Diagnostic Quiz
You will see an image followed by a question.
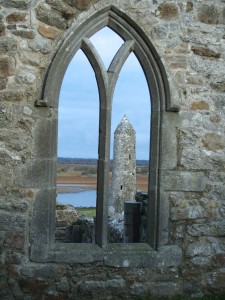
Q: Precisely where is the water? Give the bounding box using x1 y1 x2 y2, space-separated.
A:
57 190 96 207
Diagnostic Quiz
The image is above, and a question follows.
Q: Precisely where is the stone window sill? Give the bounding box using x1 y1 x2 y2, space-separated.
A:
31 243 182 268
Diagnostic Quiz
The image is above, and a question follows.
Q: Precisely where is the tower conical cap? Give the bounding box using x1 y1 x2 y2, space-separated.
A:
114 115 135 135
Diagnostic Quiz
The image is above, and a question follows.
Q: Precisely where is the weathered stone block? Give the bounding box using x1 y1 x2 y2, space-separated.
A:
186 75 203 85
163 171 206 191
206 272 225 292
130 282 148 296
183 283 203 297
6 251 22 264
197 5 220 24
8 25 36 39
56 277 70 292
210 115 221 123
0 141 22 166
191 46 220 59
150 25 167 40
0 199 29 213
0 77 7 90
188 221 225 237
161 124 177 170
32 118 57 159
77 278 126 296
46 0 76 20
21 265 58 278
55 205 78 227
15 67 36 85
202 133 225 151
73 0 97 10
19 278 49 295
167 55 187 69
0 0 31 10
186 1 193 13
38 23 62 40
0 230 5 247
211 94 225 110
4 232 25 250
158 3 179 20
210 80 225 92
150 282 181 297
28 38 52 54
0 22 5 36
189 56 224 77
0 211 28 233
157 245 182 268
0 57 15 78
186 241 212 258
212 253 225 268
17 159 55 188
171 206 207 221
6 12 27 24
191 256 211 266
0 130 28 151
105 250 157 268
30 189 56 254
0 38 17 54
0 275 11 298
180 147 225 170
191 100 209 110
63 0 76 6
157 191 169 245
20 51 43 67
35 4 67 30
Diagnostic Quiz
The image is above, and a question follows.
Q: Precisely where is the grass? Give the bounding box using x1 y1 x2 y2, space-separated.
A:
76 207 96 217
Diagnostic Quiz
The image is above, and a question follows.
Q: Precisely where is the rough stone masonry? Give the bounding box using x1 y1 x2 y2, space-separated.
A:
0 0 225 299
109 115 136 214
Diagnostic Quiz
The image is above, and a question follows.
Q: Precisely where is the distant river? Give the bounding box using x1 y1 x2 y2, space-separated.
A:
57 184 96 207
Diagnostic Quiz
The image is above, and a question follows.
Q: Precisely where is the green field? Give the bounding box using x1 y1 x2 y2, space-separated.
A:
76 207 96 217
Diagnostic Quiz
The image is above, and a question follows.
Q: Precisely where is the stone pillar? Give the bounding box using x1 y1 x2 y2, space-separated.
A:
124 201 142 243
109 115 136 214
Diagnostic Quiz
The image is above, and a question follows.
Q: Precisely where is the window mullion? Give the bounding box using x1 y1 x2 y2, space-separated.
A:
96 99 112 247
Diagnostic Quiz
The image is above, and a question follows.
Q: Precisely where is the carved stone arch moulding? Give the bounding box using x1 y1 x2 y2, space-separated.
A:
31 5 178 264
41 6 177 111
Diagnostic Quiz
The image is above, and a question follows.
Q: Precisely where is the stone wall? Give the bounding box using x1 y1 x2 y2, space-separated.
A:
0 0 225 299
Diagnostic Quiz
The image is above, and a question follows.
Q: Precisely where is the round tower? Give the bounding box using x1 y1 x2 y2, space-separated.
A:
110 115 136 214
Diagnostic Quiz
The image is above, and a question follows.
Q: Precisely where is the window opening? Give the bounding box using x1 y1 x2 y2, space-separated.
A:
111 52 150 192
56 50 99 243
90 27 124 69
31 8 174 262
108 52 150 243
56 27 150 244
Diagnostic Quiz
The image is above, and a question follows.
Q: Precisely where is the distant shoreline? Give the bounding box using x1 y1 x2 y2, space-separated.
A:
57 175 148 193
57 183 95 194
57 157 148 165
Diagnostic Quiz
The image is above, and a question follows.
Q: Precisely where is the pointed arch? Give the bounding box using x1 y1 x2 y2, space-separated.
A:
42 6 174 111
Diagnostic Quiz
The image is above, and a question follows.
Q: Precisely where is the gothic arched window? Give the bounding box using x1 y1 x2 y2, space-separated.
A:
32 7 177 264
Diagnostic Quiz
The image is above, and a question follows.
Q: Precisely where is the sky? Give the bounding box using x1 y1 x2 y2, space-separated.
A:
58 27 151 160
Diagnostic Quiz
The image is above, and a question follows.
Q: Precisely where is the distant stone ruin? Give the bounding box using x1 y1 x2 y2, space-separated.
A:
108 115 146 243
109 115 136 214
